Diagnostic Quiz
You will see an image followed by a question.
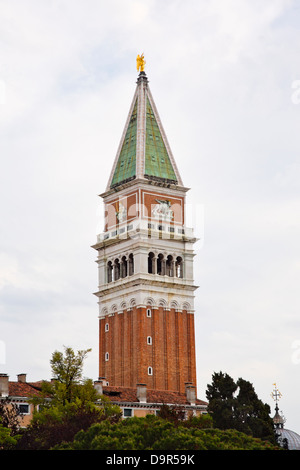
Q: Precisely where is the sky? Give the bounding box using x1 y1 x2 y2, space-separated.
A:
1 0 300 434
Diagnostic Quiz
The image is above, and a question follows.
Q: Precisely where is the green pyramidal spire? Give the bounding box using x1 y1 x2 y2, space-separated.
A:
111 99 138 187
144 97 177 182
107 72 183 190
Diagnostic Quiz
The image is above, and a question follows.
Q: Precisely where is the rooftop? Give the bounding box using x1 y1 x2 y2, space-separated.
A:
1 374 207 410
101 385 207 408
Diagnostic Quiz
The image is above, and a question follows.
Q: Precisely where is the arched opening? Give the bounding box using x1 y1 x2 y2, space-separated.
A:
121 256 128 278
157 253 164 276
175 256 183 278
114 259 120 281
128 253 134 276
107 261 113 283
166 255 174 277
148 252 155 274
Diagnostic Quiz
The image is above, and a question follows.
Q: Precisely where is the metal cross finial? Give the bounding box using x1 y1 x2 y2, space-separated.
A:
271 383 282 404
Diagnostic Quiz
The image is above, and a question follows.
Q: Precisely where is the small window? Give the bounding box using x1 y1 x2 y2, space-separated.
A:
168 226 175 233
105 323 109 332
147 336 152 345
18 404 29 415
146 308 151 318
148 366 153 376
105 352 109 361
123 408 133 418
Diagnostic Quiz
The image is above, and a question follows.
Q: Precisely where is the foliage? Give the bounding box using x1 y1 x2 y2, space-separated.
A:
206 371 276 444
0 398 22 449
0 397 22 435
14 346 121 450
49 346 92 405
15 396 121 450
157 404 213 429
54 414 280 450
2 350 279 451
0 421 20 450
29 347 100 410
157 404 187 423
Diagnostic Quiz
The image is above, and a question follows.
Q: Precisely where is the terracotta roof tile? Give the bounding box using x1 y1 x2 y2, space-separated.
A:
8 381 43 398
6 380 208 407
102 386 207 406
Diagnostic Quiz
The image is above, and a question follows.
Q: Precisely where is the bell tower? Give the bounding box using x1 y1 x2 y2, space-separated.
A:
92 60 198 394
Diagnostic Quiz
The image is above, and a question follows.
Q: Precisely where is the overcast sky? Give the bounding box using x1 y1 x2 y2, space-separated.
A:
1 0 300 434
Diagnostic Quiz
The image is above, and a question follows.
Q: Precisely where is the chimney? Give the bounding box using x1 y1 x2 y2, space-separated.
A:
186 384 196 406
0 374 9 397
137 383 147 403
94 377 106 396
17 373 27 383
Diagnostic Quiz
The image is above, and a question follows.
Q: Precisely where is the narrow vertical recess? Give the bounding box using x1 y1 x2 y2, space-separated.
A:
163 308 168 390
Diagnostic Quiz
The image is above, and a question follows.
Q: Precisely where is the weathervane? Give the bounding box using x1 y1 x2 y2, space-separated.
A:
271 383 286 428
136 53 146 72
271 383 282 405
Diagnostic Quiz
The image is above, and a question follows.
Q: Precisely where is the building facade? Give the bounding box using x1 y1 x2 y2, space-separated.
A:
92 68 199 397
0 373 43 427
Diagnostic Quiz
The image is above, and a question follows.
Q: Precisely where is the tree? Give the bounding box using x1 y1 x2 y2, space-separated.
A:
234 377 274 442
15 395 121 450
14 346 122 450
206 372 276 444
49 346 92 404
54 414 280 450
206 371 237 430
0 422 19 450
0 397 22 435
157 404 186 423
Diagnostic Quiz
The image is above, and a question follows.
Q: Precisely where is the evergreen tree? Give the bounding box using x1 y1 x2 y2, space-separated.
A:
54 414 280 450
206 371 275 444
206 371 237 430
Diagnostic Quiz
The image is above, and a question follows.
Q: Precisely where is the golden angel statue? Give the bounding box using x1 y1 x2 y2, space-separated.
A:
136 54 146 72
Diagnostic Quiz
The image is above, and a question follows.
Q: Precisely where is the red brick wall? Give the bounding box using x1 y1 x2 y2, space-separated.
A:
99 306 196 393
104 189 185 232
